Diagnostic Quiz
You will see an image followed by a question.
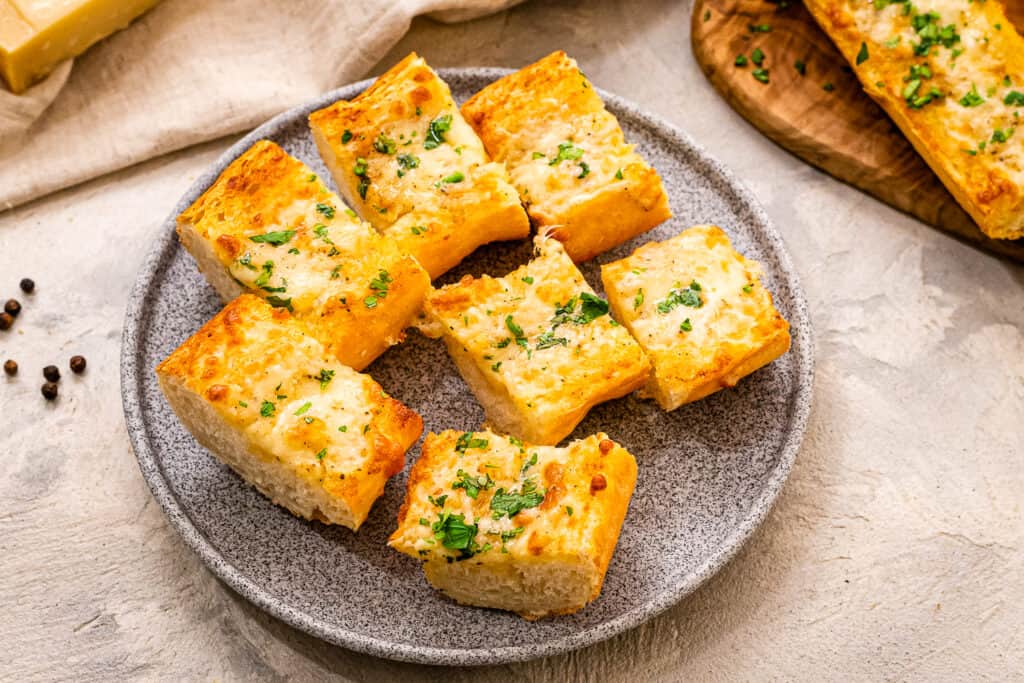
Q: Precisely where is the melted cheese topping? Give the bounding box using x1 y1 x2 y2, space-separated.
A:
390 430 634 563
163 296 394 478
602 225 789 394
426 238 649 429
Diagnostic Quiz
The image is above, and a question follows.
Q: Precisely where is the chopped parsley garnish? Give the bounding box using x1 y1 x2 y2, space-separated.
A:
884 36 901 48
440 171 464 184
294 402 312 416
615 168 624 180
752 68 770 84
353 157 370 199
735 54 748 67
330 265 341 279
423 114 453 149
823 82 835 92
396 153 420 176
238 401 248 408
237 253 256 270
1004 91 1024 106
410 225 427 235
634 288 644 310
536 331 568 350
749 23 772 33
455 432 489 454
910 10 959 56
680 318 692 332
249 230 295 246
522 276 534 284
549 141 584 166
316 448 327 461
959 84 985 107
794 59 806 75
452 469 494 499
432 512 480 558
316 368 335 389
550 292 610 328
490 479 545 519
316 203 335 219
532 152 546 159
856 42 869 65
491 361 502 372
373 133 397 155
260 400 276 417
265 296 293 312
577 161 590 179
566 506 573 516
751 48 765 66
341 129 353 143
656 281 704 313
520 452 537 474
364 269 392 308
505 315 529 352
313 224 334 244
743 283 754 293
338 425 348 432
254 260 275 289
428 494 448 508
991 127 1015 144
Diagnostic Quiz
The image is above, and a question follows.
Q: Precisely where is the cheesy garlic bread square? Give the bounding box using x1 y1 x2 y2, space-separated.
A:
176 139 431 371
308 53 530 279
601 225 791 410
389 429 637 619
156 294 423 531
423 237 650 445
461 50 672 262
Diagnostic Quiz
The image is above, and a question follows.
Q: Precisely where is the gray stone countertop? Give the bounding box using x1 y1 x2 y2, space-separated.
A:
1 0 1021 680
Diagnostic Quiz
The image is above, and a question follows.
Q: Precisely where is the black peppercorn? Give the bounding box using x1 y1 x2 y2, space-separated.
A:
0 312 12 330
4 299 20 317
41 382 58 400
19 278 34 294
70 355 87 374
3 359 16 376
43 365 60 382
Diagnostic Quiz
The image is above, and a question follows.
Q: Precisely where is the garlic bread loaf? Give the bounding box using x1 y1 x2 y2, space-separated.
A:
389 429 637 619
176 140 431 370
601 225 790 410
156 294 423 530
309 53 530 279
461 50 672 261
423 237 650 445
804 0 1024 240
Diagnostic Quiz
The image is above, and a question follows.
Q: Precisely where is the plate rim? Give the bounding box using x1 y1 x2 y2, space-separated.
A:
120 67 815 666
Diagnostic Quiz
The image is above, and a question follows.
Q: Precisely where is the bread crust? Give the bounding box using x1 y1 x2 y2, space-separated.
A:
156 294 423 530
461 50 672 261
309 53 530 279
424 236 650 445
804 0 1024 240
601 225 790 410
176 140 431 370
389 429 637 619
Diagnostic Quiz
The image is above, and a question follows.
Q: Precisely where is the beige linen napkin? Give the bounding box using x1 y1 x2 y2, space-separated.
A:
0 0 521 211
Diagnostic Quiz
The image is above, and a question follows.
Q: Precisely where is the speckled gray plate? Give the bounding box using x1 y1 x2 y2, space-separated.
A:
121 68 814 666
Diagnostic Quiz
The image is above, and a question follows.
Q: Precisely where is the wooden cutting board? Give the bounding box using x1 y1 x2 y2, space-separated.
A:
691 0 1024 263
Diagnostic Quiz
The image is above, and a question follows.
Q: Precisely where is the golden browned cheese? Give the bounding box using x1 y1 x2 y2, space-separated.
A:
804 0 1024 239
461 50 672 261
601 225 790 411
423 237 651 445
308 53 530 279
156 294 422 530
388 429 637 619
176 140 430 371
